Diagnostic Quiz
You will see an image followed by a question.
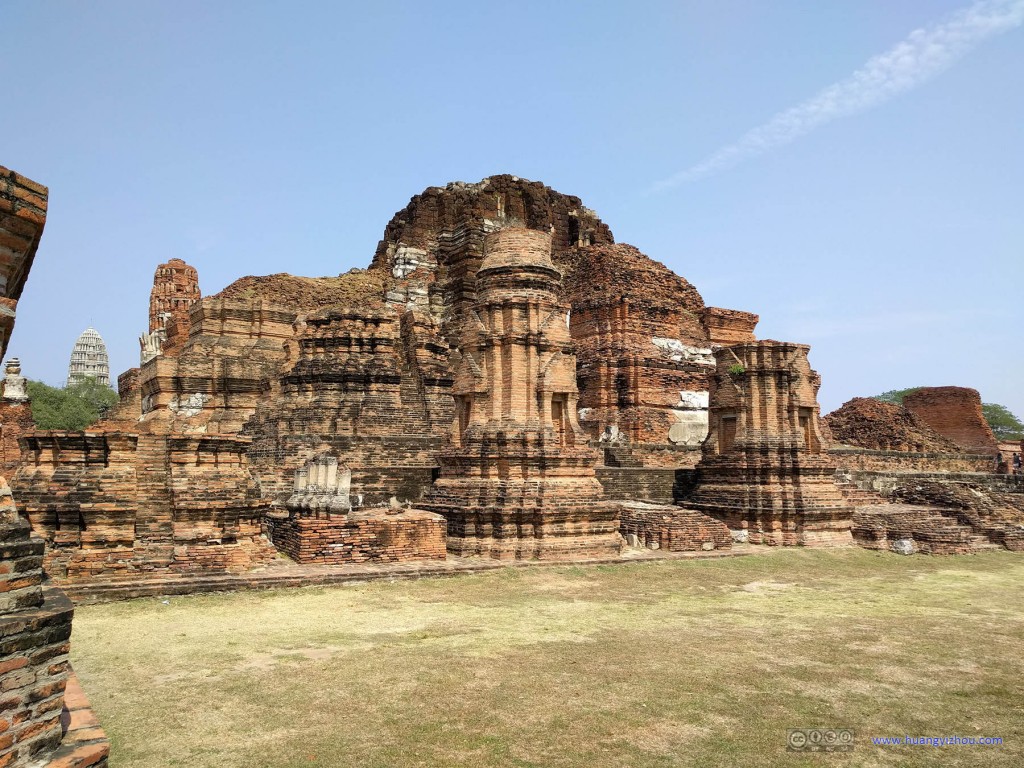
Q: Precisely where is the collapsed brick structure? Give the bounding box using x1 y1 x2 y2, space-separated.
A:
264 454 447 564
560 243 721 464
902 387 999 455
19 173 1019 578
139 258 202 364
618 501 732 552
420 228 621 559
0 358 34 474
826 397 960 453
685 341 853 546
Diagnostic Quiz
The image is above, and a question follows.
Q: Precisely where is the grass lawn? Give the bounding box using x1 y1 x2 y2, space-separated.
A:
70 549 1024 767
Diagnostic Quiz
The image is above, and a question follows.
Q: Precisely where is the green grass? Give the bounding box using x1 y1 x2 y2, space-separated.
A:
70 549 1024 767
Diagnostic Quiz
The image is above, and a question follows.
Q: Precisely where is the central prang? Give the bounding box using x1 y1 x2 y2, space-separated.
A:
420 227 622 559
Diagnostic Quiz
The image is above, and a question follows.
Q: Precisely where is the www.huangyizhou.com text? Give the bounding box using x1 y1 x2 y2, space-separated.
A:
871 736 1003 747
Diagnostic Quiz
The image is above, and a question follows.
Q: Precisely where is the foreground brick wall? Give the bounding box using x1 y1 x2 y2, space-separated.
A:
266 509 446 564
903 387 998 455
1 474 110 767
0 166 47 361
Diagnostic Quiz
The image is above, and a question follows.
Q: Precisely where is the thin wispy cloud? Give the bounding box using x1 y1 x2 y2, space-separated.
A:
653 0 1024 190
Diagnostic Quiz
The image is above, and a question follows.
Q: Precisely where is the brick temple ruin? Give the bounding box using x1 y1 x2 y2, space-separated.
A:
4 173 1023 580
2 167 1021 765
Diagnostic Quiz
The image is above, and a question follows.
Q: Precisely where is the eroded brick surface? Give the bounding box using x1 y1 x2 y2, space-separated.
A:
826 397 961 453
618 501 731 552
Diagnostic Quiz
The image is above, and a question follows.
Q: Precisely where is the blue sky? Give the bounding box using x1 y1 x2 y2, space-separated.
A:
2 0 1021 418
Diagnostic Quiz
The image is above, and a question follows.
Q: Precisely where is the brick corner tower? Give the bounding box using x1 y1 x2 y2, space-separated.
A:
687 340 853 546
421 227 621 559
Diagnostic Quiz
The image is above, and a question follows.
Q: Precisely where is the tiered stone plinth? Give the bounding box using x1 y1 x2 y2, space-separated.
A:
686 341 853 547
421 228 621 560
427 427 620 559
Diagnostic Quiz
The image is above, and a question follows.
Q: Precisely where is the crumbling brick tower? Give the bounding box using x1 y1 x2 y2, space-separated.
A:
149 258 200 333
687 341 853 546
421 227 621 559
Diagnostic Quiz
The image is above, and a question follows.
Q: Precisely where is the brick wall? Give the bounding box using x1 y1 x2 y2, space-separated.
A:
12 431 275 581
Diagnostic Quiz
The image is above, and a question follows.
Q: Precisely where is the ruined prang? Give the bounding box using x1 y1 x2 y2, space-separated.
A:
686 341 854 546
420 227 621 559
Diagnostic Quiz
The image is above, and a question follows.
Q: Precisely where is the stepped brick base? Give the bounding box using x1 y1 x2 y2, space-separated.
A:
618 502 731 552
852 505 979 555
266 509 446 565
433 503 623 561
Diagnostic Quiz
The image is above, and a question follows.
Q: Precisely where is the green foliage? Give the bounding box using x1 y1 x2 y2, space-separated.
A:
26 377 119 431
727 363 745 376
873 387 921 405
982 403 1024 441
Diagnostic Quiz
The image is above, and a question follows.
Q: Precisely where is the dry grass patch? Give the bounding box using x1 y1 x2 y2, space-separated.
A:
70 549 1024 767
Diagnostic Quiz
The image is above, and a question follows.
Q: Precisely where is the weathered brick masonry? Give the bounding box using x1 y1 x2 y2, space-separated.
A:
618 501 732 552
0 165 109 767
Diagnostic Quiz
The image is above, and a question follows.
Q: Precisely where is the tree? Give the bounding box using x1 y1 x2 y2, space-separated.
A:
66 377 119 417
26 378 119 431
982 403 1024 441
873 387 921 405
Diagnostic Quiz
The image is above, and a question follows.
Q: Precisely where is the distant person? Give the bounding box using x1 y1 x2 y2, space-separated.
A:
1014 453 1022 475
995 450 1011 475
